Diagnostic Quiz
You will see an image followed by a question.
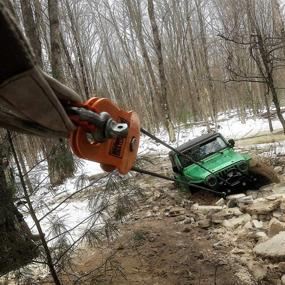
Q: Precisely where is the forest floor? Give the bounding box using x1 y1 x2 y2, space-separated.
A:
60 139 285 285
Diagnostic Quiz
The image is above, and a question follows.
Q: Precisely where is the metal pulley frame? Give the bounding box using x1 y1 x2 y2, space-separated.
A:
67 97 140 175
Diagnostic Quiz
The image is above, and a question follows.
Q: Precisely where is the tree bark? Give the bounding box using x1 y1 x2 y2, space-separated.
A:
48 0 64 82
125 0 160 119
147 0 175 142
64 0 90 99
7 131 62 285
20 0 43 67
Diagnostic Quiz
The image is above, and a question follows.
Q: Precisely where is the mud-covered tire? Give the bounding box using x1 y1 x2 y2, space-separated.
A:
248 158 280 188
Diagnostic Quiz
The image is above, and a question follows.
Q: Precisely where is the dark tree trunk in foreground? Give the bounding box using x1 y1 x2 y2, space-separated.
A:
47 0 76 185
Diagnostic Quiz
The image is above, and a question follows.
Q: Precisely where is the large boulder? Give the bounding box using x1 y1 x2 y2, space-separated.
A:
191 203 223 214
222 214 251 229
254 231 285 260
241 199 281 215
211 208 242 224
268 218 285 237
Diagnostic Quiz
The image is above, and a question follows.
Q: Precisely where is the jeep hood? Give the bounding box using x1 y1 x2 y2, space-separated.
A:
183 149 250 183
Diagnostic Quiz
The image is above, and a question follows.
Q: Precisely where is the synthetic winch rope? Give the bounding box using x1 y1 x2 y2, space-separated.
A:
131 166 226 197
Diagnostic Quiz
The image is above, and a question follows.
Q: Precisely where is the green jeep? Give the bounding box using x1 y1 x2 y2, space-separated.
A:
169 132 278 194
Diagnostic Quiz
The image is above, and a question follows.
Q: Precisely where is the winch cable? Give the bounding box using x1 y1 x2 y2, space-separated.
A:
67 103 230 194
131 166 226 197
140 128 231 188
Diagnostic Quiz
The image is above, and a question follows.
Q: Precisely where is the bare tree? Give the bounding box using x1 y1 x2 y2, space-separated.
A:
48 0 64 82
147 0 175 141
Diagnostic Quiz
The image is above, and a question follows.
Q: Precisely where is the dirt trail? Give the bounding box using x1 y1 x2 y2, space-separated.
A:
73 189 242 284
76 218 239 285
69 157 260 285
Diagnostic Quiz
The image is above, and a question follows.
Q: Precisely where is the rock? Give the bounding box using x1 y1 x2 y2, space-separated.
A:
274 166 283 174
273 211 283 219
180 199 191 207
227 194 246 207
117 244 124 250
211 208 242 224
175 215 186 222
198 219 211 229
266 195 279 201
237 196 254 206
260 183 275 192
252 220 264 229
231 248 247 254
280 200 285 213
227 193 246 200
215 198 225 206
282 275 285 285
213 241 223 249
164 206 172 212
191 203 199 210
280 216 285 223
273 183 285 194
246 190 258 199
234 268 256 284
144 211 153 218
183 227 191 233
241 199 281 215
279 262 285 273
230 207 244 216
244 221 253 230
184 217 195 224
191 204 223 214
266 194 285 200
246 260 267 281
255 231 268 241
258 214 272 221
168 207 185 217
268 218 285 237
222 214 251 228
147 233 156 242
152 206 159 213
254 231 285 259
153 192 162 201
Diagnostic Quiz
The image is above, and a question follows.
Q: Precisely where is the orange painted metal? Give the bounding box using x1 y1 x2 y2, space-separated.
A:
70 97 140 174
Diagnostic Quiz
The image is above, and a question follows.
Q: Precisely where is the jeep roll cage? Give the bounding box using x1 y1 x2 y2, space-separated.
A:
168 133 231 173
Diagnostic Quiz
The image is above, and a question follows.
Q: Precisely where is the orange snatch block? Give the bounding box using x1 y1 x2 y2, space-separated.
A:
70 97 140 174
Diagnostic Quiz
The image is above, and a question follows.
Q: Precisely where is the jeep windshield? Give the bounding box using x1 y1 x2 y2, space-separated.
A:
178 136 228 168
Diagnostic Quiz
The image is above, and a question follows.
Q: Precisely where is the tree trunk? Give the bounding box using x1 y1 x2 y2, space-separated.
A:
20 0 43 67
47 0 75 184
7 131 62 285
64 0 90 99
125 0 160 120
48 0 64 82
147 0 175 142
60 32 81 94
